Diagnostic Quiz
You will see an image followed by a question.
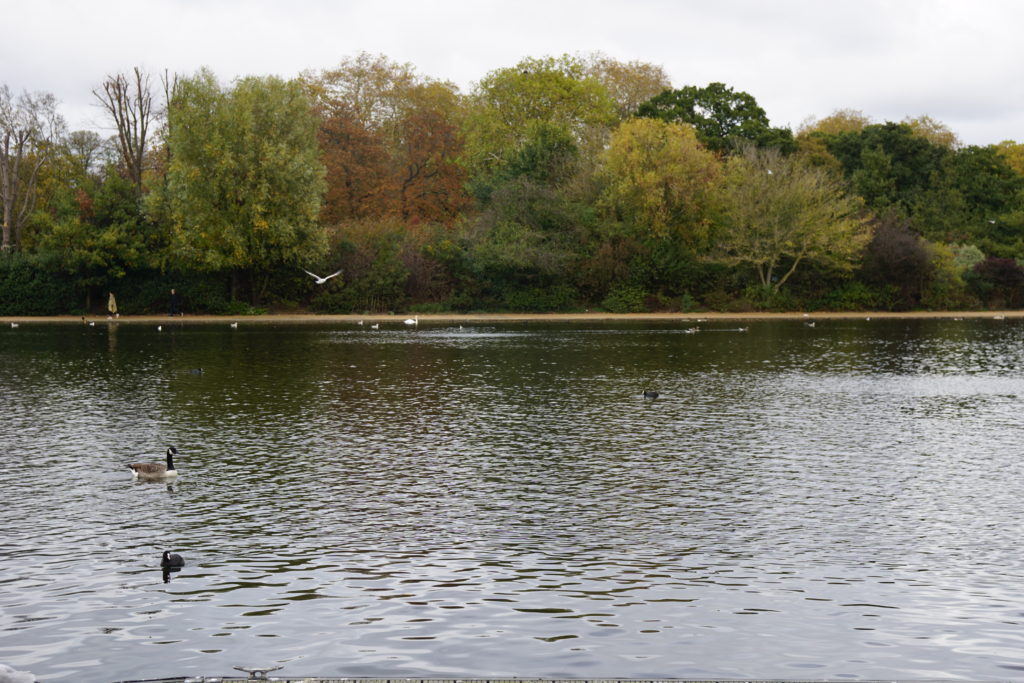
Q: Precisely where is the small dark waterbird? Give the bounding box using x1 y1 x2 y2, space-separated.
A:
128 446 178 480
643 389 660 399
161 550 185 568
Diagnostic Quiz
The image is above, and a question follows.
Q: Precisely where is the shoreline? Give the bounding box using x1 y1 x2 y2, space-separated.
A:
2 310 1022 324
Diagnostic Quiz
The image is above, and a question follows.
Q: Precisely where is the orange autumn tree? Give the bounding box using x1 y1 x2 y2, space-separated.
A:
317 103 391 223
305 53 469 226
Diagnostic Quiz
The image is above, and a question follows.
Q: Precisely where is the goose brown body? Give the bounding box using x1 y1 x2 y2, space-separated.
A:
129 447 178 479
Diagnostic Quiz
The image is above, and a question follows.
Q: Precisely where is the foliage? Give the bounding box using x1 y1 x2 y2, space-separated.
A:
798 108 872 137
858 214 931 309
995 140 1024 176
0 84 66 250
902 115 960 150
309 55 469 225
311 218 412 313
159 70 327 300
503 284 578 312
463 55 616 184
581 52 672 120
920 241 978 310
967 257 1024 308
597 117 720 242
7 57 1024 315
0 252 75 314
602 284 647 312
815 280 892 311
636 82 794 153
715 146 871 293
821 121 949 213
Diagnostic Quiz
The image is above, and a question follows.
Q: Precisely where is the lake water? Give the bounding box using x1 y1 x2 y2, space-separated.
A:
2 318 1024 682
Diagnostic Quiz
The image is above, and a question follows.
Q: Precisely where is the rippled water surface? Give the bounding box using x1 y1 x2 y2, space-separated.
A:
3 319 1024 682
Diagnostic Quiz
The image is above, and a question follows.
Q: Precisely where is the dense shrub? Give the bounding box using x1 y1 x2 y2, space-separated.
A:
503 284 578 312
602 285 647 313
0 254 77 315
968 257 1024 308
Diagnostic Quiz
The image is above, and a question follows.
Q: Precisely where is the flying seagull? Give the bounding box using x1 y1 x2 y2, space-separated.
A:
302 268 343 285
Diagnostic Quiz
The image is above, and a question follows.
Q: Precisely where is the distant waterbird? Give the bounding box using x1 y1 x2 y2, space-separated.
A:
302 268 343 285
404 315 419 326
643 389 660 399
128 447 178 480
230 322 238 329
10 322 18 328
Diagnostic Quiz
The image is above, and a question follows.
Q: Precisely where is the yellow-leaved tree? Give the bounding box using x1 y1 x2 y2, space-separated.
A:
716 146 872 294
597 117 721 243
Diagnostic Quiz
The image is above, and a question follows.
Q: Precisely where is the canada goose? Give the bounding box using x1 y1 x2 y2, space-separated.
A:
643 389 659 399
404 316 418 325
301 267 343 285
161 550 185 568
128 447 178 479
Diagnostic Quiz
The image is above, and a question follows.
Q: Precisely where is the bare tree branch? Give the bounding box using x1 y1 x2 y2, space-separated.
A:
94 67 153 192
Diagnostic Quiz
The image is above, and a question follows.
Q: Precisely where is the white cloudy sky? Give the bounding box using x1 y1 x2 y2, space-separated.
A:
4 0 1023 146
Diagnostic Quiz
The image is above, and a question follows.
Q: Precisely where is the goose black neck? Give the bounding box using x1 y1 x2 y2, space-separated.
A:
166 449 175 470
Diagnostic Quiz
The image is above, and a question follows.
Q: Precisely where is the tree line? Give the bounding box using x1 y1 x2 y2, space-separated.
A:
2 52 1024 316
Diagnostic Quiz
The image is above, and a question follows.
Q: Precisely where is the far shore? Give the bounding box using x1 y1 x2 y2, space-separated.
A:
3 310 1023 324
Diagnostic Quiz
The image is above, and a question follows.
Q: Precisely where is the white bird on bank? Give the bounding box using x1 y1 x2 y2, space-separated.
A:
302 268 343 285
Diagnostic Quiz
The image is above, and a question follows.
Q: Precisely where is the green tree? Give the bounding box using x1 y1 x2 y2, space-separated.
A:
463 55 616 186
715 146 871 293
822 122 948 212
36 166 152 309
636 82 794 154
159 70 326 302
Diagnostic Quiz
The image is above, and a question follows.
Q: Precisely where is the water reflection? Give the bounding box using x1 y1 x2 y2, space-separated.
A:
2 320 1024 681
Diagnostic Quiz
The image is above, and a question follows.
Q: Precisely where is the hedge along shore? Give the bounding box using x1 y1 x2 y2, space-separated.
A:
2 311 1024 324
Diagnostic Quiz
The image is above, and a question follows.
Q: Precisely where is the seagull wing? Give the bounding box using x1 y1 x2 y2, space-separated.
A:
322 269 343 281
301 268 322 280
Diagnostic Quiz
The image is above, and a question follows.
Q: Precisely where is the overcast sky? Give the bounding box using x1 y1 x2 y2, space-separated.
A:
4 0 1022 147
